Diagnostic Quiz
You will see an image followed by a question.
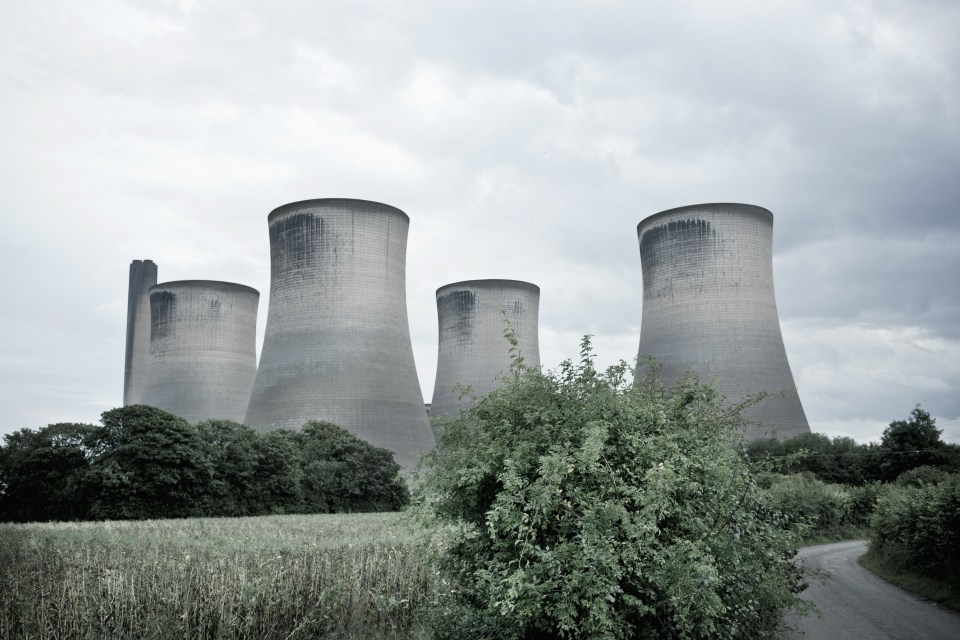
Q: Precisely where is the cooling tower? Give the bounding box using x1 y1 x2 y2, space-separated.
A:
140 280 259 423
431 280 541 420
123 259 158 405
635 203 810 440
243 198 435 470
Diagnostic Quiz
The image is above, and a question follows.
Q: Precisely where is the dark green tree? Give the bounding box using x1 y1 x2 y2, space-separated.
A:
878 405 949 481
83 405 214 520
252 429 304 515
748 432 872 485
0 423 97 521
195 419 262 516
298 420 408 513
417 340 807 640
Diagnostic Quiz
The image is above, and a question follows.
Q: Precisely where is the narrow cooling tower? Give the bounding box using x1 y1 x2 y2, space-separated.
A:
635 203 810 440
431 280 541 420
123 259 158 405
140 280 259 423
244 198 435 470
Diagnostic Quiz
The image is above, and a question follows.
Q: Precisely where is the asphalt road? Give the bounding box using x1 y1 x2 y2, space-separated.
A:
780 540 960 640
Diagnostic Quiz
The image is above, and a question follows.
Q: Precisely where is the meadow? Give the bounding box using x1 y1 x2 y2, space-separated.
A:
0 513 434 639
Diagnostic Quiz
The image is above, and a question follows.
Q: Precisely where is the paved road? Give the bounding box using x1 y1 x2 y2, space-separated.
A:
781 540 960 640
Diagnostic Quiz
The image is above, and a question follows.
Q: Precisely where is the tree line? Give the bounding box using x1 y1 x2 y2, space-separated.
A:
748 405 959 608
747 405 960 484
0 405 409 522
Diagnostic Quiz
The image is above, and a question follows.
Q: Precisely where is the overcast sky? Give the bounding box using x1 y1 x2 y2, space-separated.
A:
1 0 958 443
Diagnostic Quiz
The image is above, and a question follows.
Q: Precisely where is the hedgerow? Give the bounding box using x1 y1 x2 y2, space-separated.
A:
869 473 960 581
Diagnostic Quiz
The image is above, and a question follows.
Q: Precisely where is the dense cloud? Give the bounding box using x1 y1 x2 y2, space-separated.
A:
1 0 957 442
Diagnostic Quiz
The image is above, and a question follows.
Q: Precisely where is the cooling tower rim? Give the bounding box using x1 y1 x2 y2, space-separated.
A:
150 280 260 296
130 259 156 264
436 279 540 296
268 198 409 224
637 203 772 232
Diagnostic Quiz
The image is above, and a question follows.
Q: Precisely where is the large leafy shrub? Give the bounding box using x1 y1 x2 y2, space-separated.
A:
417 339 806 640
761 473 878 536
869 474 960 580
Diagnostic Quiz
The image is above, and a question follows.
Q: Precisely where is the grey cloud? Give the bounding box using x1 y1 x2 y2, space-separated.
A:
1 0 958 443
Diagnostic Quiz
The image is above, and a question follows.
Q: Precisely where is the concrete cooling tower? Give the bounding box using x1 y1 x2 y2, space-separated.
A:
635 203 810 440
140 280 259 424
243 198 435 470
123 259 158 406
431 280 541 420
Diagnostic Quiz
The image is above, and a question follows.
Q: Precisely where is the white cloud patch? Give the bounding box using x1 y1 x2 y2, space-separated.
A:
783 319 960 442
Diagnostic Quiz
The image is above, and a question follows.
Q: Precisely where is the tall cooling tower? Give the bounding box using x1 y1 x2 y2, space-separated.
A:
123 259 158 405
636 203 810 440
431 280 541 420
140 280 259 423
244 198 435 470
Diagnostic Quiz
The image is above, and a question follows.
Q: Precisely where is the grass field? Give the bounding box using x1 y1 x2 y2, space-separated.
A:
0 513 434 639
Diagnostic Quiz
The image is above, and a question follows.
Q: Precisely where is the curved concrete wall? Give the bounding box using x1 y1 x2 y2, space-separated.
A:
431 279 540 420
140 280 259 423
244 198 435 470
123 259 157 406
635 203 810 440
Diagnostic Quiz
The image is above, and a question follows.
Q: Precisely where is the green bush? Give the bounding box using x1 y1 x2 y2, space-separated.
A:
761 473 879 538
764 474 846 535
869 475 960 580
748 433 869 485
416 339 807 640
844 482 881 528
895 465 951 487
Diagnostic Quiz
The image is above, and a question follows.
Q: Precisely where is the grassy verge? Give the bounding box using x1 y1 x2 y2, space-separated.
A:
858 552 960 613
0 513 434 639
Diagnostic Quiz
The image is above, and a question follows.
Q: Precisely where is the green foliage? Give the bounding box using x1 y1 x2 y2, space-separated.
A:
299 421 409 513
762 474 848 536
747 433 869 485
2 410 409 522
878 405 953 481
845 482 882 528
882 405 942 450
868 474 960 581
760 473 878 538
748 406 960 485
417 339 806 640
84 406 215 520
0 423 97 522
195 419 262 516
253 429 305 514
894 465 952 487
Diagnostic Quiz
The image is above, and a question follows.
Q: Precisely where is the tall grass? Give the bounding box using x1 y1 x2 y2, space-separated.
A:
0 513 433 639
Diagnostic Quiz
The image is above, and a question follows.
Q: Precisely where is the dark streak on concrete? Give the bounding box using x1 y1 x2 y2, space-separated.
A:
438 289 476 348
